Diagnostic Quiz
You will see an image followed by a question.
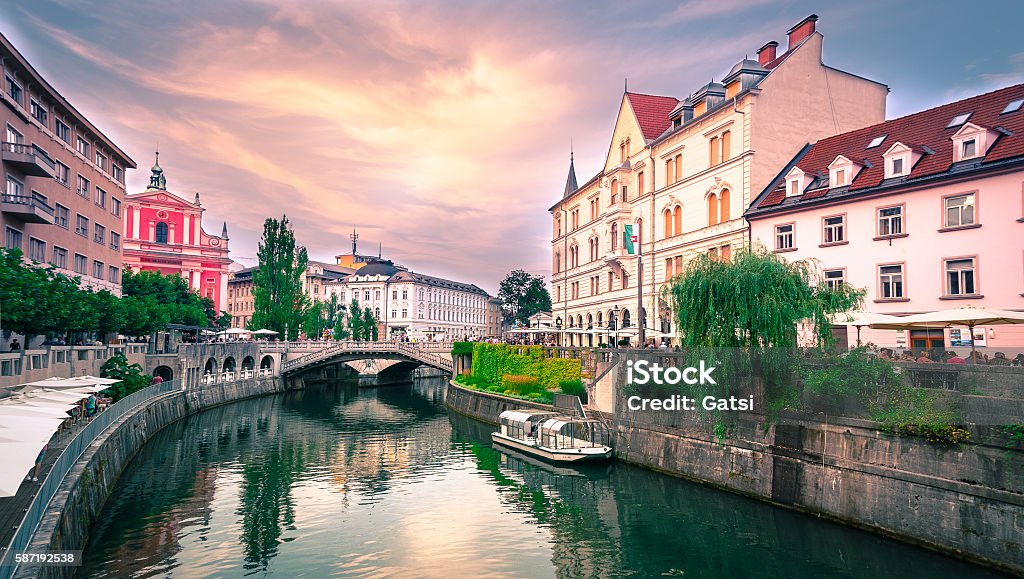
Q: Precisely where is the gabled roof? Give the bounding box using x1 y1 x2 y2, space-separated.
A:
626 92 679 141
748 83 1024 215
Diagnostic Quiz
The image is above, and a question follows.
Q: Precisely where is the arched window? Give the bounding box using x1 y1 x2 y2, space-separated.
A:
673 205 682 235
611 223 618 250
155 221 168 244
555 215 561 237
610 179 618 204
621 309 631 328
663 209 673 238
707 193 719 226
554 251 561 273
637 171 645 195
719 189 731 222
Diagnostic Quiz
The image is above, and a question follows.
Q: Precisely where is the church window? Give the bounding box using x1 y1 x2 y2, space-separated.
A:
155 222 168 244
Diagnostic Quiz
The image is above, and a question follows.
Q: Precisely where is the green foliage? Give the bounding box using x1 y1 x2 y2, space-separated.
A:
251 215 309 340
301 300 331 339
453 372 553 404
558 379 586 397
451 341 475 356
121 268 213 333
362 307 378 341
664 246 864 349
99 353 153 402
347 298 363 340
470 343 580 392
502 374 544 396
497 269 551 324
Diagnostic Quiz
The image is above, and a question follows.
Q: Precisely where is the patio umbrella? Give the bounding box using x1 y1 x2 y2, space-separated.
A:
833 311 902 346
869 306 1024 359
221 328 251 335
253 329 279 335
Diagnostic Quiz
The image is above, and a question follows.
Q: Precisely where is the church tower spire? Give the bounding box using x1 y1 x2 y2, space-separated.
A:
562 147 578 198
146 151 167 191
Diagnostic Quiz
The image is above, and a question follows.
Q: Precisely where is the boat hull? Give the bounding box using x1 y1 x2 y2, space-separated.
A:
490 432 612 463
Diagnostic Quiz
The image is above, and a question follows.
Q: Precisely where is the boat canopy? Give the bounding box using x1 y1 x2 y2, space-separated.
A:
537 417 611 450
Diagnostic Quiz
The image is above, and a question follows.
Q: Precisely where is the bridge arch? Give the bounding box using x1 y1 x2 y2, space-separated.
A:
204 357 218 375
241 356 255 371
223 356 237 373
260 355 274 372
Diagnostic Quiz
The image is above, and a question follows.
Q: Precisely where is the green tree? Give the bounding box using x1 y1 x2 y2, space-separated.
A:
250 216 309 340
120 269 210 333
99 353 153 401
665 247 864 348
497 269 551 325
301 300 330 339
347 298 363 341
215 311 233 329
362 307 378 341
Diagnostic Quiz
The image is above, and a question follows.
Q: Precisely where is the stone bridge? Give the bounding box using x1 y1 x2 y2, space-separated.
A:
280 341 453 381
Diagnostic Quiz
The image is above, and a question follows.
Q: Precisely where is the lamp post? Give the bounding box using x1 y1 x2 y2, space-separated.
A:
555 317 562 348
610 304 619 348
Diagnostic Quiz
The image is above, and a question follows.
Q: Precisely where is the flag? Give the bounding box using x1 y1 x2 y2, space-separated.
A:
623 224 637 255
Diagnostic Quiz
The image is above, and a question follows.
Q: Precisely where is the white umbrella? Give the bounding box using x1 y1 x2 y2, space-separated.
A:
253 329 279 335
77 376 121 385
0 439 58 496
221 328 251 335
833 311 902 346
0 405 72 419
870 306 1024 358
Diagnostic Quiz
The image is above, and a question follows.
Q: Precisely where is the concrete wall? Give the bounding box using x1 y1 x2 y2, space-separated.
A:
0 344 149 390
15 375 291 579
444 380 554 425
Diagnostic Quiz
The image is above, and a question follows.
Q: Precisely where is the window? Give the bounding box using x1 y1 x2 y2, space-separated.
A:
95 187 106 208
94 224 105 245
878 206 903 237
554 251 561 273
28 237 45 261
4 226 23 250
822 215 845 244
5 124 23 145
637 171 645 195
73 253 87 275
621 271 629 289
391 309 397 318
823 269 845 290
834 168 846 187
621 185 628 203
76 136 89 157
721 130 731 162
111 164 124 183
76 214 89 237
55 119 70 142
891 158 904 176
77 175 90 197
54 204 69 229
709 135 720 166
674 154 682 183
51 246 68 269
707 193 719 226
719 189 730 222
961 139 977 159
607 271 614 291
866 135 887 149
111 197 121 217
375 290 381 300
402 309 408 318
663 208 673 238
610 179 618 204
947 112 972 128
944 194 975 228
5 75 22 104
6 174 24 200
879 264 905 299
95 152 107 172
665 258 674 280
611 223 618 250
1003 99 1024 114
108 266 120 284
155 221 169 243
93 260 104 279
110 231 120 250
775 223 794 250
392 290 398 299
945 258 977 296
55 161 70 186
666 159 675 184
788 179 801 197
363 290 370 301
30 99 47 125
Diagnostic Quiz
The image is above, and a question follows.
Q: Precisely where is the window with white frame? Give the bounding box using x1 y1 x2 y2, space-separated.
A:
28 237 45 262
878 206 903 237
6 175 24 200
822 215 845 244
961 139 977 159
891 157 904 176
77 175 89 197
76 136 89 157
823 269 845 290
54 204 69 229
54 161 70 186
5 226 23 250
944 194 975 228
5 75 22 104
945 258 977 296
55 119 70 142
774 224 794 250
30 99 47 125
879 264 905 299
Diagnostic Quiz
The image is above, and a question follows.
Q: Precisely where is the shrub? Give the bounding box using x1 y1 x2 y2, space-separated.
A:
559 379 585 397
451 341 475 356
470 343 581 391
502 374 544 396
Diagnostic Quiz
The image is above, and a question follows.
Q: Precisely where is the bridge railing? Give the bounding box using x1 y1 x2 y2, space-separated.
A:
280 341 453 374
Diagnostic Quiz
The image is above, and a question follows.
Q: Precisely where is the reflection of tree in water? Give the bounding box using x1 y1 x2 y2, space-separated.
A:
238 439 308 572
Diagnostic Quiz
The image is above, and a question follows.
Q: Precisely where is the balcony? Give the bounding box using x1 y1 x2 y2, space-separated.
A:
2 142 56 178
1 194 55 224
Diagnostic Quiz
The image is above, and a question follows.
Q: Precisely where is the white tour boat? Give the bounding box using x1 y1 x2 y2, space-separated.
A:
492 409 613 463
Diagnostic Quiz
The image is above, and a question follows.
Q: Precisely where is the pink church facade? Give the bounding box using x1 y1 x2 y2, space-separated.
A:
122 157 232 313
747 84 1024 351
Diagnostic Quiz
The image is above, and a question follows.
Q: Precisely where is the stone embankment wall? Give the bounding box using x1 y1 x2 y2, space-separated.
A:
15 376 291 579
444 381 554 425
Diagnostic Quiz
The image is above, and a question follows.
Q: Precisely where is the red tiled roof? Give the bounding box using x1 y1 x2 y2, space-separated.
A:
751 83 1024 211
626 92 679 141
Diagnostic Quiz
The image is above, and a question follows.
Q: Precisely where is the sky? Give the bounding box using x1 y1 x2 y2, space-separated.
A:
1 0 1022 294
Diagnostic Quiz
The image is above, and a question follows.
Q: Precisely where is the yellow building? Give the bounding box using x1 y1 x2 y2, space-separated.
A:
550 15 888 346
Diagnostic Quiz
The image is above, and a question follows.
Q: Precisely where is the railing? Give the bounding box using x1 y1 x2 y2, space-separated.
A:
0 194 54 215
280 341 453 374
0 379 181 579
1 142 56 171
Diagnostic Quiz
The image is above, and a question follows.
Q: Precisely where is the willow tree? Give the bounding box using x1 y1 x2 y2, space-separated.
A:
251 216 309 340
665 247 863 348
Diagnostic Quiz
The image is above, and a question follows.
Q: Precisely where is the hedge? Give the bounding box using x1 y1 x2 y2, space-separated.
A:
470 343 581 392
451 341 475 356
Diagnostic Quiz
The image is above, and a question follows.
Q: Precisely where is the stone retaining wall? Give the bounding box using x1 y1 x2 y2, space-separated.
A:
444 381 554 425
15 376 290 579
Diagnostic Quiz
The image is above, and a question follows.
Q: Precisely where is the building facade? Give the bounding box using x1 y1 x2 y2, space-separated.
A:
226 261 354 330
226 267 255 329
550 15 888 346
122 158 232 312
747 84 1024 350
1 31 135 295
324 258 492 341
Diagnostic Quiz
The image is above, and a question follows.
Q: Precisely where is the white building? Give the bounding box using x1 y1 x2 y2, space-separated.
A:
324 258 492 341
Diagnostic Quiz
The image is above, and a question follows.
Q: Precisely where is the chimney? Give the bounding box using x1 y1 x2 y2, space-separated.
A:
787 14 818 50
757 41 779 67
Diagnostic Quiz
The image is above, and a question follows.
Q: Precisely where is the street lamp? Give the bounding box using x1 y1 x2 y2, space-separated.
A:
555 317 563 348
609 305 619 348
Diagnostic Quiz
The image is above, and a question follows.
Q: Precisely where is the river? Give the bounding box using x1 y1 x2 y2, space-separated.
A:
78 376 1006 578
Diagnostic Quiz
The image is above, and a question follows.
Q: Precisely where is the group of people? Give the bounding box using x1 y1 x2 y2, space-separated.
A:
876 348 1024 366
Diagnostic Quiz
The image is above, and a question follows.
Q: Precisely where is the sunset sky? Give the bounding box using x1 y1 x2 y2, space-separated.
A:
1 0 1021 293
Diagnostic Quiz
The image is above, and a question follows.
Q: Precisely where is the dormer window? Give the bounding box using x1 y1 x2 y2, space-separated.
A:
891 158 903 176
827 155 860 189
784 166 809 197
883 142 921 179
951 123 996 162
962 139 977 159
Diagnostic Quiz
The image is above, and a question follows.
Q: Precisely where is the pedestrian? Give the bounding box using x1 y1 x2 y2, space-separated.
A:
28 443 47 482
9 338 21 351
152 374 164 385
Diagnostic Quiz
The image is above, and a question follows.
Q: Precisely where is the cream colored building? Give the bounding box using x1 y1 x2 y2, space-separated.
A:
550 15 888 346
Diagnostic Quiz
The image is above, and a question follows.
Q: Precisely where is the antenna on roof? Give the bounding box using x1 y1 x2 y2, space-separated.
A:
624 77 628 93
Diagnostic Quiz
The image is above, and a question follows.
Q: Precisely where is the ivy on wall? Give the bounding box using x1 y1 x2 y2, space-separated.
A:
470 343 581 392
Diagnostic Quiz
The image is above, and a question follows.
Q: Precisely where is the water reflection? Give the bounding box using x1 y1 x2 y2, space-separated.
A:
79 377 1008 578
